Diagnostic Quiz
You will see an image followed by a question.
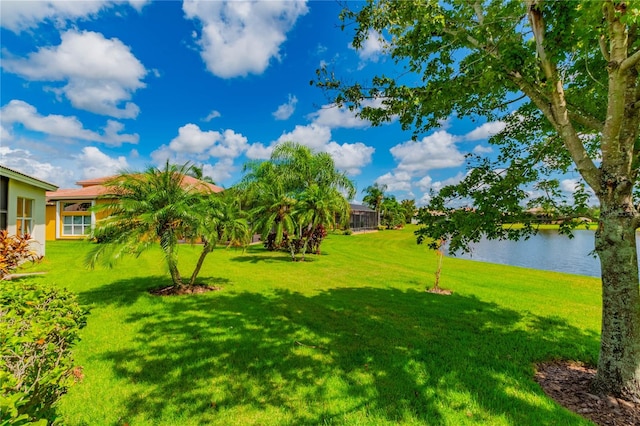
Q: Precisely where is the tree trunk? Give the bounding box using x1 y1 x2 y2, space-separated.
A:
167 258 183 288
189 242 213 286
592 207 640 400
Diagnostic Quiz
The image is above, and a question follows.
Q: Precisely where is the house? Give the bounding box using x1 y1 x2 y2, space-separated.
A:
0 165 58 256
349 203 378 232
46 175 223 241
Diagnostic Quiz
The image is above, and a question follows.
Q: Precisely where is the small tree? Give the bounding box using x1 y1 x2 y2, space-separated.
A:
87 162 237 290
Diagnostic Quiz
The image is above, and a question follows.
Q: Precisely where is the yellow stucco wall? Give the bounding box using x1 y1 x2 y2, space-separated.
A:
46 198 113 240
45 204 56 241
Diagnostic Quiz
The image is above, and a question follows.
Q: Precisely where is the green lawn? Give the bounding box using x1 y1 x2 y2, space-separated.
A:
28 226 599 425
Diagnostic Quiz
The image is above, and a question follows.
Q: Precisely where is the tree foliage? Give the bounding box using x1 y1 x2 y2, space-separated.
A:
320 0 640 399
1 280 86 425
241 142 354 260
87 162 247 288
0 231 41 280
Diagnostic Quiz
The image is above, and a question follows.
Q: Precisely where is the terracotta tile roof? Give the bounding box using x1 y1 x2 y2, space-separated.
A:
47 174 223 201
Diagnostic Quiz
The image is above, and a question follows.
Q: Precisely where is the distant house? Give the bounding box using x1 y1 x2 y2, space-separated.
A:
0 165 58 256
349 203 378 232
46 175 223 240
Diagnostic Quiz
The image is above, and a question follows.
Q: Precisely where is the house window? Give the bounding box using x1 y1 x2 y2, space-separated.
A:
61 201 92 236
16 197 33 235
0 176 7 230
62 215 91 236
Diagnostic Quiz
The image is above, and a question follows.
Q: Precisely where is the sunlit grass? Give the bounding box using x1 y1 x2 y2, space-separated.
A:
31 226 599 425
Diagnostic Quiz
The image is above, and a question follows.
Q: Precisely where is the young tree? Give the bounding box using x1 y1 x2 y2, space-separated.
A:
86 162 228 289
319 0 640 399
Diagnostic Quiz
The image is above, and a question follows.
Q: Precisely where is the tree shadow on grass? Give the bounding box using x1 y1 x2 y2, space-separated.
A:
77 276 231 308
82 285 600 425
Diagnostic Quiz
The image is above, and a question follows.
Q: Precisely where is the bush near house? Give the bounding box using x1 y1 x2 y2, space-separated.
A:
0 231 41 280
0 231 87 424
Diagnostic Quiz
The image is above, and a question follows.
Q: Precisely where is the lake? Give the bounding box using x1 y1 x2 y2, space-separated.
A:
450 229 640 278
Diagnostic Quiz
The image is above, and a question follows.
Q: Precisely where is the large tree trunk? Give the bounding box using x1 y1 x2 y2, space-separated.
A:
593 203 640 400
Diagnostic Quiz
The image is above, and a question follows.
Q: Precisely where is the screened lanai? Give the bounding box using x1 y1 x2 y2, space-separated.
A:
348 203 378 232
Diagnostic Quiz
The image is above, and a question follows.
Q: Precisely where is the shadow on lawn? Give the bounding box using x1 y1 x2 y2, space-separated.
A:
95 286 598 425
77 276 231 308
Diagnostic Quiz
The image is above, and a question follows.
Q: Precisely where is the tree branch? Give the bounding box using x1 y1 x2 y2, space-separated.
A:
526 1 601 191
620 48 640 72
600 34 611 62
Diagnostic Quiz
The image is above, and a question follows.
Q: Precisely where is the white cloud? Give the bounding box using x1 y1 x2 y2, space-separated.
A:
325 142 374 176
166 124 249 159
274 123 374 175
3 30 147 118
272 94 298 120
431 172 466 192
390 131 465 174
209 129 249 158
0 1 150 32
76 146 129 179
375 171 412 192
307 103 369 129
276 123 332 151
416 175 433 191
0 124 13 142
151 124 250 185
464 121 506 141
0 145 75 187
202 159 235 184
561 178 580 193
168 123 219 155
245 142 275 160
350 29 385 64
1 100 138 146
183 0 308 78
203 110 221 121
473 145 493 154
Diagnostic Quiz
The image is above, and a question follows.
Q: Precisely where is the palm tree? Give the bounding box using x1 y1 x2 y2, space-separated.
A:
362 183 387 226
271 141 356 199
295 184 350 259
249 178 298 259
242 142 355 260
187 190 250 286
86 162 217 289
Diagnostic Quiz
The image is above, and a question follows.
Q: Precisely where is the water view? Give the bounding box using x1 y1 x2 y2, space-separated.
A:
450 229 640 278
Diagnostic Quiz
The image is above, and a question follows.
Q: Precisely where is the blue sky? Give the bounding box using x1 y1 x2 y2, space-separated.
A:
0 0 516 205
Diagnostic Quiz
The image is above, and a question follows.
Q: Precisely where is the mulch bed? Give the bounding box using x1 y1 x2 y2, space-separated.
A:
426 287 453 295
150 284 222 296
535 361 639 426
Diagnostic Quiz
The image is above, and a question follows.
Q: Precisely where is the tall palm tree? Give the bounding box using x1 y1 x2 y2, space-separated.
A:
363 183 387 226
86 162 217 288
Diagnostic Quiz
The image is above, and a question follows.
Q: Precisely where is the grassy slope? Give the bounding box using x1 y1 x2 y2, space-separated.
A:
30 226 599 425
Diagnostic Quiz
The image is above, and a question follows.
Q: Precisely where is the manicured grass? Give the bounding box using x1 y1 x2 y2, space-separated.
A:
29 226 599 425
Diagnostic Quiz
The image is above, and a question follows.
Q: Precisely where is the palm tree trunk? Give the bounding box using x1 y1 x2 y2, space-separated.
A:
189 241 213 286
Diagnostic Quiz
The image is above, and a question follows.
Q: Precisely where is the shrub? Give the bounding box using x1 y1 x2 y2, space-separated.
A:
0 231 41 280
343 229 353 236
0 280 87 425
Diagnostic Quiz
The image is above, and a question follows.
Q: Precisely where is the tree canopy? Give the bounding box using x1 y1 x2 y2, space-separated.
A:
319 0 640 400
241 142 354 260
